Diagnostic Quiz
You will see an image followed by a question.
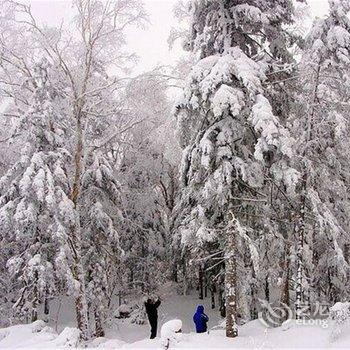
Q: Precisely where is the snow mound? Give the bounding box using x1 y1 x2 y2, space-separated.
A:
42 326 57 334
330 302 350 313
30 320 47 333
329 302 350 342
160 319 182 349
161 319 182 337
52 327 80 347
92 337 125 349
0 328 9 342
0 321 57 348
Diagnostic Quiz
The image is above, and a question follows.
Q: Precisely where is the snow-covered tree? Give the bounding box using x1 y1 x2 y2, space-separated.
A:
81 150 122 337
1 0 350 344
0 0 147 339
174 0 301 337
292 0 350 314
118 72 181 294
0 59 71 323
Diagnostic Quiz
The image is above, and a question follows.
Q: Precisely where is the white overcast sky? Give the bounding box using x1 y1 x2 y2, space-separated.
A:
26 0 329 73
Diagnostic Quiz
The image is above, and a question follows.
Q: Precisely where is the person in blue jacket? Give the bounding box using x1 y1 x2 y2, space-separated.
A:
193 305 209 333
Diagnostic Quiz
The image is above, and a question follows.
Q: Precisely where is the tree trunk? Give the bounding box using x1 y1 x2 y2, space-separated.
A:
295 229 303 319
129 268 134 285
345 243 350 282
294 62 320 319
31 303 38 323
182 254 188 296
94 308 105 338
118 292 122 307
281 247 290 307
70 110 90 340
211 283 216 309
218 286 226 317
170 227 179 283
328 267 335 304
295 198 306 320
143 263 149 292
225 229 238 338
171 259 178 283
31 270 39 323
71 234 90 340
264 274 270 303
198 264 204 300
44 293 50 322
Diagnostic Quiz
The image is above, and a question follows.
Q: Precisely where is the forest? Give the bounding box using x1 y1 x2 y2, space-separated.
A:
0 0 350 348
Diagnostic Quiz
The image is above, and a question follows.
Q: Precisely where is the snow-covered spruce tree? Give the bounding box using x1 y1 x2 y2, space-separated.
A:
81 149 122 337
78 80 136 337
0 59 71 323
0 118 18 325
174 0 301 337
292 0 350 314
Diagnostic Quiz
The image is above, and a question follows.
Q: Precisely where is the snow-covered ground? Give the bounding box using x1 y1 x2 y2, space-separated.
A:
2 288 350 349
44 286 222 343
2 318 350 349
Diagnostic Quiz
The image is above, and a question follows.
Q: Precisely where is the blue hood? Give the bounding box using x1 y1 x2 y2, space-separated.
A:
196 305 204 314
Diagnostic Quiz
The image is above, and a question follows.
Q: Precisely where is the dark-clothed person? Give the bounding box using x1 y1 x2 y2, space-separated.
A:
145 296 161 339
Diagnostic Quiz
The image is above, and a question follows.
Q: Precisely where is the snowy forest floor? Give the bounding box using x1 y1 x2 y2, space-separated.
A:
1 287 350 349
1 317 350 349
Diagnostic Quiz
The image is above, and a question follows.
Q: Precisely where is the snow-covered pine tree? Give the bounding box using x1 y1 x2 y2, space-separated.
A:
0 59 71 323
174 0 301 337
81 149 122 337
293 0 350 314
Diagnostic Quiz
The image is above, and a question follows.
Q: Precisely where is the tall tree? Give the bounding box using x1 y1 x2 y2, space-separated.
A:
0 60 70 323
293 0 350 314
82 150 122 337
174 0 301 337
